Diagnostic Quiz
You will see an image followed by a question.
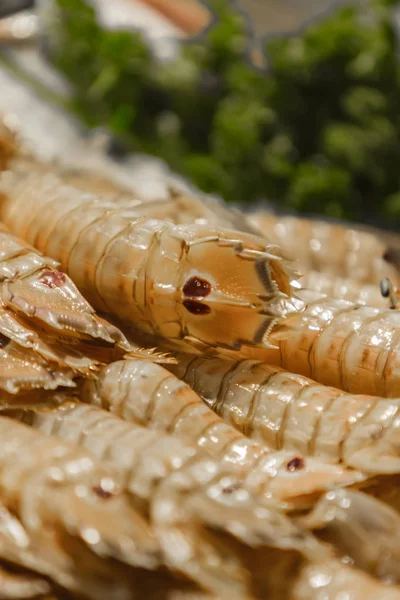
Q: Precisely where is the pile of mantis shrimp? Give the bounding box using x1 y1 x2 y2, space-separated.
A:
1 116 400 600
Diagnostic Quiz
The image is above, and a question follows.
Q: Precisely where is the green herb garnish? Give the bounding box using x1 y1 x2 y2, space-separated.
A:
49 0 400 223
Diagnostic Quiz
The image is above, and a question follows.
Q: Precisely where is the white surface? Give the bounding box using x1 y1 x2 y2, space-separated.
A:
0 61 192 199
93 0 183 59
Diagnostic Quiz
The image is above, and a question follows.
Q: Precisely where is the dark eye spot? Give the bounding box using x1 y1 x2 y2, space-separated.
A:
222 481 241 495
183 300 211 315
183 276 212 298
0 333 9 348
92 485 115 500
380 278 391 298
286 457 305 472
39 270 67 289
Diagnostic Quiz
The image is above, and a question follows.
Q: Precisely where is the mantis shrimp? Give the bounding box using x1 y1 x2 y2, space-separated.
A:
79 358 364 510
0 416 163 600
249 212 400 307
5 399 333 599
0 169 303 353
5 399 400 599
216 294 400 398
0 218 172 403
300 489 400 583
297 270 391 308
170 353 400 474
248 212 400 286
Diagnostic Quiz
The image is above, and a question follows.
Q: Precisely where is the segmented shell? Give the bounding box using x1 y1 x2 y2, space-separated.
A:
170 353 400 474
6 398 337 598
248 212 400 286
0 169 303 352
80 359 365 510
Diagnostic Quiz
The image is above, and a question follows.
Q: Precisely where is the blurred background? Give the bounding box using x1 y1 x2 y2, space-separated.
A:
2 0 400 231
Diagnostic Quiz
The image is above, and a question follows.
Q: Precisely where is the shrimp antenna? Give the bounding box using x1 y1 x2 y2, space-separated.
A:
380 277 399 310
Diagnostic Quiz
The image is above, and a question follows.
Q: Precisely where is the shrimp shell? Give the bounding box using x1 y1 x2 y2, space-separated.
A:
0 416 160 573
7 399 331 598
0 169 303 352
0 565 51 599
0 336 76 396
248 212 400 286
170 353 400 475
300 489 400 583
0 500 137 600
0 218 164 354
292 559 400 600
298 270 389 308
233 297 400 398
80 359 365 510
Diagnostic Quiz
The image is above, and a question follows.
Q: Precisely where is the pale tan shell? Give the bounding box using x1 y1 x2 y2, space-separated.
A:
0 169 303 352
227 297 400 398
0 417 160 575
171 353 400 475
80 359 365 511
300 489 400 584
7 399 334 598
292 559 400 600
248 212 400 287
298 270 389 308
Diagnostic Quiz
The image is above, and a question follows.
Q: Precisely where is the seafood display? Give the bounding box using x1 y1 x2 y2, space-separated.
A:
2 29 400 600
5 399 335 598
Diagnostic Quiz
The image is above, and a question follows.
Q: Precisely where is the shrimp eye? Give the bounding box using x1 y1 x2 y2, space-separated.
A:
380 278 391 298
183 276 212 298
286 457 305 472
183 300 211 315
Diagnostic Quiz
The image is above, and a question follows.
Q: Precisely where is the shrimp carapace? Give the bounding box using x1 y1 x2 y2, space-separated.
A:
0 220 172 366
0 170 303 351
